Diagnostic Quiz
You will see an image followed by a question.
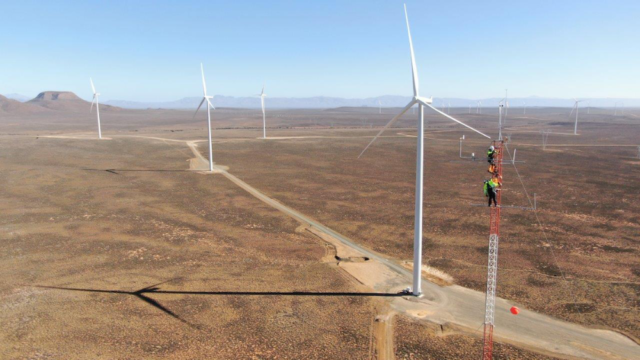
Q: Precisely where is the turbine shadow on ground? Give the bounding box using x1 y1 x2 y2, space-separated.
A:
33 283 404 326
34 280 200 328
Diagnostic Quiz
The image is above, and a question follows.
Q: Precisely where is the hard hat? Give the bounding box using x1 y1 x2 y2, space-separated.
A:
489 146 495 151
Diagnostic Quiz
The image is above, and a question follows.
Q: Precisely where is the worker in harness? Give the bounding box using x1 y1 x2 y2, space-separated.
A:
491 174 502 188
488 163 497 175
484 178 500 207
487 145 496 164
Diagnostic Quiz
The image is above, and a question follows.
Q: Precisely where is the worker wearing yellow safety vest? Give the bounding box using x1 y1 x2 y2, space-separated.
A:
484 177 500 207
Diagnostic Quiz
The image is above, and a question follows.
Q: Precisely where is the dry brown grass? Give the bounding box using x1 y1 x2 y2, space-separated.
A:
1 107 638 357
0 135 378 359
394 316 563 359
210 110 640 339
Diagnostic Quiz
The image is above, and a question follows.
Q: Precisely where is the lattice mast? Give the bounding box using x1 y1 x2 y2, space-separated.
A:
482 139 505 360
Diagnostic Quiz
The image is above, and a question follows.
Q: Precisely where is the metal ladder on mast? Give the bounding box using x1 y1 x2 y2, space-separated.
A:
482 139 505 360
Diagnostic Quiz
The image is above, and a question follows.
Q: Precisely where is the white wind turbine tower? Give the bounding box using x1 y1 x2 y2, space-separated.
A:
258 85 267 138
476 100 483 114
90 78 102 139
358 4 490 296
569 98 585 135
378 99 382 114
193 63 215 172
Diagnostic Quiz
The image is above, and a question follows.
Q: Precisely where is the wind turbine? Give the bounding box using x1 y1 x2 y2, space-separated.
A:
193 63 215 172
504 89 509 117
90 78 102 139
258 85 267 138
502 89 510 126
358 4 490 296
497 97 509 140
378 99 382 114
498 104 504 140
476 100 483 114
569 98 585 135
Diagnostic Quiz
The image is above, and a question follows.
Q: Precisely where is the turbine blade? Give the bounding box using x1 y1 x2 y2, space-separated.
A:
358 100 416 159
404 4 419 96
90 78 96 94
206 98 215 110
569 104 576 117
90 98 95 113
424 103 490 139
193 98 206 119
201 63 208 96
261 84 265 96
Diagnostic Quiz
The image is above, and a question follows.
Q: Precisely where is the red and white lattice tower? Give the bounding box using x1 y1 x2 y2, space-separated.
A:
482 140 505 360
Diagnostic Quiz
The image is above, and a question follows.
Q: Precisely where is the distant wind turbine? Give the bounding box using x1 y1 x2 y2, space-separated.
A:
193 63 215 172
90 78 102 139
498 98 508 140
569 98 585 135
502 89 509 125
358 4 490 297
477 100 483 114
504 89 509 117
258 85 267 138
378 99 382 114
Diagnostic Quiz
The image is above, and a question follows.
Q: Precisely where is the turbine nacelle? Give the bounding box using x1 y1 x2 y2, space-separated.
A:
415 96 432 105
194 66 216 120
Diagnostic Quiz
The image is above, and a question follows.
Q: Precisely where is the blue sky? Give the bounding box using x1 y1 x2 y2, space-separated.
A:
1 0 638 102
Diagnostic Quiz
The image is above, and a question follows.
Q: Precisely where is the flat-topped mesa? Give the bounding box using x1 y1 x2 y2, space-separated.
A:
30 91 83 102
27 91 120 112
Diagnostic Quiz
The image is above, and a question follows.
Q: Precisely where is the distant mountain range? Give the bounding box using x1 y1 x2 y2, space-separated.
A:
4 93 639 110
104 96 640 110
4 93 30 102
